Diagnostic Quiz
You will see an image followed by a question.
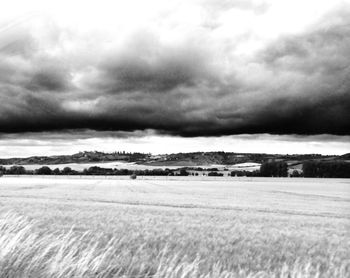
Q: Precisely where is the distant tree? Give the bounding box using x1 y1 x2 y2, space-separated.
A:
208 172 224 176
260 161 288 177
231 170 249 177
86 166 114 175
118 169 131 175
290 170 302 177
82 168 89 175
53 168 61 175
8 166 26 175
277 162 288 177
207 168 219 172
179 169 189 176
62 167 74 175
35 166 52 175
302 161 350 178
0 166 6 176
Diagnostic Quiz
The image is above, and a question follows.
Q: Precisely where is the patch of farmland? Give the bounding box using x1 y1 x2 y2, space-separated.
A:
225 162 261 171
0 161 181 171
1 161 261 171
0 176 349 277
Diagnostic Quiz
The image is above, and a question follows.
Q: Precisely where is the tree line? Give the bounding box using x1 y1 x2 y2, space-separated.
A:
0 166 181 176
0 160 349 178
258 160 350 178
302 161 350 178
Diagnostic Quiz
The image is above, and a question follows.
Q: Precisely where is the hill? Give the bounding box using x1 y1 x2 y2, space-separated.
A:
0 151 345 167
0 151 148 165
339 153 350 160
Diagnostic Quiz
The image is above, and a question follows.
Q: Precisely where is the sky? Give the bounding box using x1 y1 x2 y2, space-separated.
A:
0 0 349 157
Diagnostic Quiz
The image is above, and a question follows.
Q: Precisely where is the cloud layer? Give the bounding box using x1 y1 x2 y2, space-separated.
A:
0 0 350 137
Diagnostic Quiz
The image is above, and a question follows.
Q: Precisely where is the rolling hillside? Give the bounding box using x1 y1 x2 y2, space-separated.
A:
0 151 344 167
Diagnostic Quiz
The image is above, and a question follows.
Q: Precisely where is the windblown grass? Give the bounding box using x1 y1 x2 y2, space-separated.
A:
0 212 349 278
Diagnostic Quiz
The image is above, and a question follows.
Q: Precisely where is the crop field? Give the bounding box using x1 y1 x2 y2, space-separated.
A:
0 176 349 277
1 161 182 171
0 161 261 171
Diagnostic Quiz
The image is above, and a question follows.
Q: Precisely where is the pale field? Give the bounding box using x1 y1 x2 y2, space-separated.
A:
1 161 182 171
0 176 349 277
1 161 261 171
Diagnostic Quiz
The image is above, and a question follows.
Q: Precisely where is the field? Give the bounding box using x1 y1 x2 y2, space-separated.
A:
1 161 261 171
0 176 349 277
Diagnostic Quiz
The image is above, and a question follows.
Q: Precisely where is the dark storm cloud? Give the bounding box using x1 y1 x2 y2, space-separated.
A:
87 34 214 94
26 63 72 92
0 17 72 93
247 7 350 136
0 5 350 137
260 24 350 75
0 129 154 142
231 134 350 144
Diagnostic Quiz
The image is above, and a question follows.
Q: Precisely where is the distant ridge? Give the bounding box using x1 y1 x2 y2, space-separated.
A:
0 151 345 166
0 151 147 165
339 153 350 160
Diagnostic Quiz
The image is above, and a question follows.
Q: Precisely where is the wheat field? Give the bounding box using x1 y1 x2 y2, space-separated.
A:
0 176 349 277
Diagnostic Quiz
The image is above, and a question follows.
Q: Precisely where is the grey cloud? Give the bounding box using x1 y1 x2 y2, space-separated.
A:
0 17 73 93
260 5 350 75
26 62 72 92
260 27 350 76
231 134 350 143
88 34 215 94
0 129 154 142
0 6 350 137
